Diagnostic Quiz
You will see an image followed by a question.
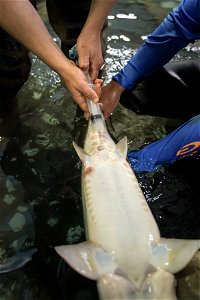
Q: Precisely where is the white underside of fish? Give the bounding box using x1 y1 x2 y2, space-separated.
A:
55 117 200 299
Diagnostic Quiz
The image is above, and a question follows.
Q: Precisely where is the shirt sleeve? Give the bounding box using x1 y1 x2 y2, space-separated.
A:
128 114 200 172
113 0 200 89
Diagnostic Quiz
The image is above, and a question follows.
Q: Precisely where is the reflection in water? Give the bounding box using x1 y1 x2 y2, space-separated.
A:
0 0 200 299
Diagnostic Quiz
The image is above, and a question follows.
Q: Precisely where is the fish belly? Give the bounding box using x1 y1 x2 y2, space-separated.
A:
83 159 160 284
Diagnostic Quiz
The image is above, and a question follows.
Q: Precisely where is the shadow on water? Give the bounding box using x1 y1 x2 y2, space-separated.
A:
0 0 200 299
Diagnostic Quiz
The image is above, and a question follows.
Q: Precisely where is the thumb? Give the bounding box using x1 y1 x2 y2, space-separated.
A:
84 84 99 103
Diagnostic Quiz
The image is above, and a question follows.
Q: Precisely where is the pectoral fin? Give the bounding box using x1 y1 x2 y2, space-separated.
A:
55 242 118 280
151 238 200 273
116 136 128 158
0 248 37 274
73 141 90 165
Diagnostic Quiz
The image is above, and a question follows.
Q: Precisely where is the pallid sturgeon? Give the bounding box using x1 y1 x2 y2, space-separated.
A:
55 102 199 299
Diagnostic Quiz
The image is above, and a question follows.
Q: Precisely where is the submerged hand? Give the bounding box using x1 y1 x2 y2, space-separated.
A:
99 80 125 119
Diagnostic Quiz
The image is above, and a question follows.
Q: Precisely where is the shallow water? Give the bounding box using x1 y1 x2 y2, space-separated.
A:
0 0 200 299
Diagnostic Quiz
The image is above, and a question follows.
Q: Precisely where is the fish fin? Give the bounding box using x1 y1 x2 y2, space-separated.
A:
0 248 37 274
97 273 136 300
116 136 128 158
72 141 90 165
98 269 177 300
151 238 200 273
55 241 118 280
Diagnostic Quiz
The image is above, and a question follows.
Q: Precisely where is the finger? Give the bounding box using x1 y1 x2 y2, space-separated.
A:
89 61 104 81
73 93 88 113
100 103 113 120
94 78 103 86
94 83 102 97
78 55 89 74
89 68 99 82
83 84 99 103
84 112 90 120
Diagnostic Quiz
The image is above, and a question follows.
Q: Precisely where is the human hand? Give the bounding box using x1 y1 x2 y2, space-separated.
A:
99 80 125 119
76 32 104 81
60 60 103 118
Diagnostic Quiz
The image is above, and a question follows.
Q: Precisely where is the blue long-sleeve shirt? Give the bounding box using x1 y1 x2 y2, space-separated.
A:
128 115 200 172
114 0 200 89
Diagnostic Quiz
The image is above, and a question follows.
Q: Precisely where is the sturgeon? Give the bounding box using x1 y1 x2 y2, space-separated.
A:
55 105 199 299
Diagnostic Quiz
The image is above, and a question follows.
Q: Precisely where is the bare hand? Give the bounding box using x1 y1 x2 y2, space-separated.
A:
76 33 104 81
60 60 103 118
99 80 125 119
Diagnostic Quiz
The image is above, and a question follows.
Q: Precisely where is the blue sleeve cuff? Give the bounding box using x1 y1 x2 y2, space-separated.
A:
112 57 142 90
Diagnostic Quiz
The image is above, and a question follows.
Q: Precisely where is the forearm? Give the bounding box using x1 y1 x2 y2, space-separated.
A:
114 0 200 89
0 0 104 114
77 0 116 79
82 0 116 34
0 0 71 77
